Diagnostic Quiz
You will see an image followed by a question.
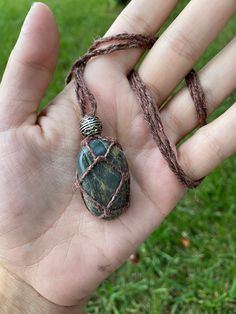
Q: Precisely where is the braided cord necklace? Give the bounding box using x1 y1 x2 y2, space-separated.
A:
67 34 207 220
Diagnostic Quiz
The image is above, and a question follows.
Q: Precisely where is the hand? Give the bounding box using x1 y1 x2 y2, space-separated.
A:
0 0 235 308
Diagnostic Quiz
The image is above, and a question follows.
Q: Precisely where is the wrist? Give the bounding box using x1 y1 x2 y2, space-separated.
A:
0 265 85 314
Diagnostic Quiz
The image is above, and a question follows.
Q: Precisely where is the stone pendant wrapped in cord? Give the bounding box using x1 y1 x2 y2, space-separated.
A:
76 115 130 220
67 34 157 220
68 34 205 220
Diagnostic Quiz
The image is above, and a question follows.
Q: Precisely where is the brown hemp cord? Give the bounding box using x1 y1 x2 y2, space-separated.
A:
66 33 208 189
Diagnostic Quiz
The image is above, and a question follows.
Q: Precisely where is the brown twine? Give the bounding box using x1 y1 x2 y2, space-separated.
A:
185 69 208 127
66 34 156 116
66 33 208 189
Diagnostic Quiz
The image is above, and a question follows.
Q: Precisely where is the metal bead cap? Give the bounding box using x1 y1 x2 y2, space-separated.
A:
80 115 103 137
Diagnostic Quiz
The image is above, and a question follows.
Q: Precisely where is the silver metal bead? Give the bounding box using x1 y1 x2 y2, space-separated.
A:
80 115 103 137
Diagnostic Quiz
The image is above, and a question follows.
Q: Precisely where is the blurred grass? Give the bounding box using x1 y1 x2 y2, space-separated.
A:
0 0 236 313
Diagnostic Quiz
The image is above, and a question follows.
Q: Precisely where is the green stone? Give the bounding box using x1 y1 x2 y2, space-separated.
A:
77 137 130 219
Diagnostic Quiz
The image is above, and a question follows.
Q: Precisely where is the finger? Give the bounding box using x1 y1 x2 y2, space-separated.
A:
0 2 59 131
139 0 236 104
161 37 236 144
104 0 178 71
178 103 236 181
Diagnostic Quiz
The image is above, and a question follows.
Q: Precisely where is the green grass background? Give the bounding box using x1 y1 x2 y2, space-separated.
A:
0 0 235 313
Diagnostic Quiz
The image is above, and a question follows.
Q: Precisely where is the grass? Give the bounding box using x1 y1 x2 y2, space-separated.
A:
0 0 236 312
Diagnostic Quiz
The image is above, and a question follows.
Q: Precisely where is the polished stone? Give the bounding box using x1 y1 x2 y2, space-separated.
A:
77 138 129 219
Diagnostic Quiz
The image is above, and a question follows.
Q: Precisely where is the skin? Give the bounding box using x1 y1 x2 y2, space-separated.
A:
0 0 235 310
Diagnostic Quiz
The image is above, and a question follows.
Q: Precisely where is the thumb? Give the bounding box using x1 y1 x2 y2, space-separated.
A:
0 2 59 131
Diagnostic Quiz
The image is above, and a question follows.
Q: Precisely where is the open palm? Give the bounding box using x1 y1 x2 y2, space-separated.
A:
0 1 235 307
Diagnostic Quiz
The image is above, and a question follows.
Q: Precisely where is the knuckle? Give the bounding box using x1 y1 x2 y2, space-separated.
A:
198 126 225 164
163 30 198 62
162 109 184 141
10 55 51 77
120 11 153 35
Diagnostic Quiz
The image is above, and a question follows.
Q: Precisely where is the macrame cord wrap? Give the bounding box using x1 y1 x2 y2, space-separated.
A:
66 33 208 220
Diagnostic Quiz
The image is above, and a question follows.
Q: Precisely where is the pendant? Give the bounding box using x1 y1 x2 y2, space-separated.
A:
75 115 130 220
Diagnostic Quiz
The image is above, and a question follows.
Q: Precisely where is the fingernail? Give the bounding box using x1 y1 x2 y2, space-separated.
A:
21 2 42 32
31 2 43 8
